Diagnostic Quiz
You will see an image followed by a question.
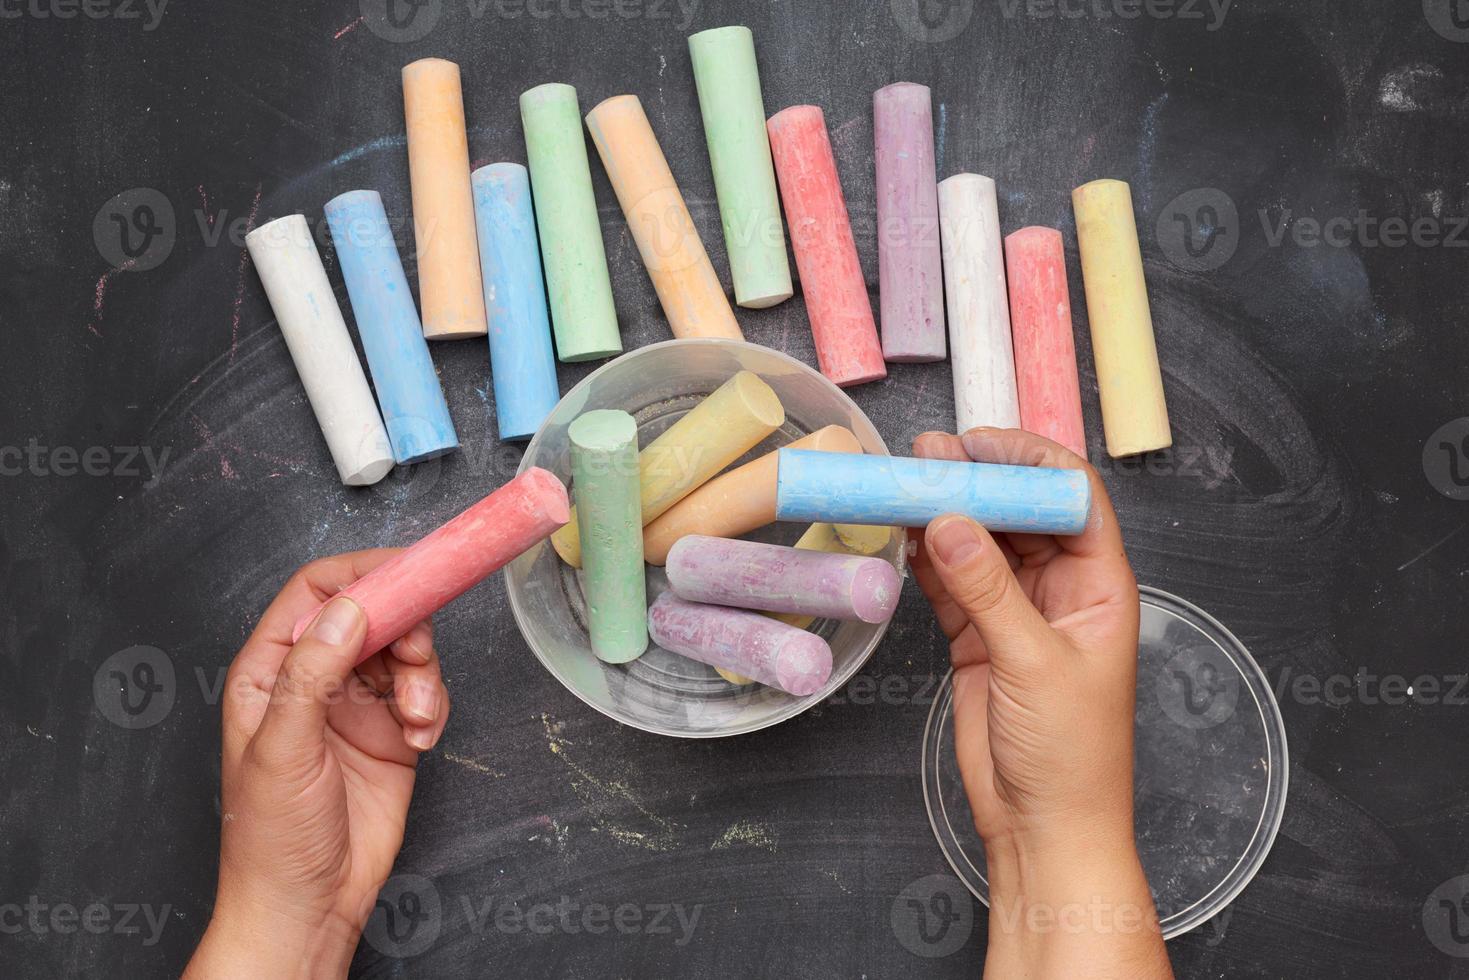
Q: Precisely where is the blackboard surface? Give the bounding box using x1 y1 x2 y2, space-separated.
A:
3 1 1469 976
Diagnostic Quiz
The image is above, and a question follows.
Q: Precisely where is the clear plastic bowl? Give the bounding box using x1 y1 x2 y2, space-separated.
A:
508 339 906 738
921 586 1289 939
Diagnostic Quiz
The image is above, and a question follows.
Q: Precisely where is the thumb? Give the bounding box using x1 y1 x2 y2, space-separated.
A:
254 596 366 763
924 516 1050 661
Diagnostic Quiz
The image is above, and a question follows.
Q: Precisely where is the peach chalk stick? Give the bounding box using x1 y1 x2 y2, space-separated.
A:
667 536 901 624
1005 227 1086 458
641 424 862 565
1072 179 1171 457
402 59 487 340
292 468 569 661
550 370 784 567
939 174 1021 433
767 106 886 387
648 593 833 697
584 95 742 341
245 215 394 487
874 82 945 362
716 520 853 685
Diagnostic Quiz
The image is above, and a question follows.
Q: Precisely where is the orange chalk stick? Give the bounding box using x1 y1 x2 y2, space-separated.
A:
402 58 487 340
585 95 742 341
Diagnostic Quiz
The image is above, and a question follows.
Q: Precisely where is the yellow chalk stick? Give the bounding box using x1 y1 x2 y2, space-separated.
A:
833 523 895 555
585 95 743 341
642 424 862 565
552 371 783 567
402 59 487 340
1071 179 1171 457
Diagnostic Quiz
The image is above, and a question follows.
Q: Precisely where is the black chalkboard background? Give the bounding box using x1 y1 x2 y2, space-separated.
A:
4 0 1469 976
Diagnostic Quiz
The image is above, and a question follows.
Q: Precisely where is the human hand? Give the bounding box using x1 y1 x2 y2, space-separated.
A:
184 551 450 980
910 428 1170 979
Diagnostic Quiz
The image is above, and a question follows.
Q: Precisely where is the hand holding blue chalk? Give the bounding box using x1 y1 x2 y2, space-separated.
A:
774 448 1091 535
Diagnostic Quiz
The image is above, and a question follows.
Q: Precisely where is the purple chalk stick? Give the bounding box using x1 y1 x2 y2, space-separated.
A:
874 82 946 363
647 593 833 697
666 535 900 624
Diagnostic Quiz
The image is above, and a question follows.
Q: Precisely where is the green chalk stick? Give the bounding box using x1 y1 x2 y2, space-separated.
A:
569 410 648 664
688 25 793 309
520 83 623 362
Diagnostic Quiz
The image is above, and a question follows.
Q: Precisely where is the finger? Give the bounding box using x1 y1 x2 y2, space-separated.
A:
232 549 405 689
250 596 367 771
958 428 1126 566
911 433 987 640
924 514 1053 665
356 640 447 749
388 620 434 666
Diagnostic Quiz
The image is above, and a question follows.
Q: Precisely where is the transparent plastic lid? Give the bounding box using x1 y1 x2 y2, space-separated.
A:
921 586 1288 939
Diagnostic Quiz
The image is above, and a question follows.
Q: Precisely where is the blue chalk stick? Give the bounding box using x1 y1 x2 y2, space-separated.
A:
775 449 1092 535
324 189 458 465
470 163 561 441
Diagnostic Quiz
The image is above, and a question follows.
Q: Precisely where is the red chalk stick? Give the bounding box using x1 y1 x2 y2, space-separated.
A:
1005 227 1087 459
292 467 569 661
767 106 886 388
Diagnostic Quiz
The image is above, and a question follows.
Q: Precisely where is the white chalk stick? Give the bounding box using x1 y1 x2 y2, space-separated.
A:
246 215 395 486
938 174 1021 433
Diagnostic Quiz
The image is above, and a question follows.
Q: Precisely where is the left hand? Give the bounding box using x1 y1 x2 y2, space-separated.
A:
184 551 450 979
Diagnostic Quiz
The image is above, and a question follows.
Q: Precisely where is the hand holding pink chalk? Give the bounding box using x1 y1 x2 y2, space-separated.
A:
292 468 569 660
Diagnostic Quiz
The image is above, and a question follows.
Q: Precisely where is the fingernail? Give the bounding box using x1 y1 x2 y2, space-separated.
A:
403 681 440 724
960 431 994 456
930 517 983 566
307 597 362 646
406 726 435 751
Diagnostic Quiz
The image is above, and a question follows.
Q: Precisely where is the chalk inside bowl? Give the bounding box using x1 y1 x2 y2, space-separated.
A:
506 339 906 738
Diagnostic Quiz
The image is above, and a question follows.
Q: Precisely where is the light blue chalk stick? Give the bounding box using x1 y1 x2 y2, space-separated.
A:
775 449 1092 535
324 189 458 465
470 163 562 441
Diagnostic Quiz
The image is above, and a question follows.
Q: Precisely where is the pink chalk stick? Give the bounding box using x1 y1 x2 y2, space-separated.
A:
767 106 886 388
292 468 569 661
666 535 900 624
1005 227 1087 458
647 593 833 697
873 82 945 363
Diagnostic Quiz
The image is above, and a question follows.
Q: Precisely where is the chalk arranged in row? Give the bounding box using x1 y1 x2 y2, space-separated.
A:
292 468 569 659
689 25 792 310
667 536 901 624
774 448 1092 535
520 82 623 362
586 94 743 341
1073 179 1172 457
402 59 487 341
875 82 946 363
325 190 459 465
551 371 785 567
1006 226 1086 458
569 410 648 664
245 215 396 486
647 593 833 697
939 174 1020 433
767 105 887 388
471 163 562 441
